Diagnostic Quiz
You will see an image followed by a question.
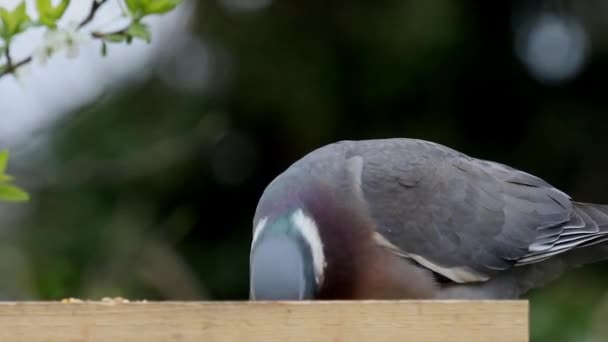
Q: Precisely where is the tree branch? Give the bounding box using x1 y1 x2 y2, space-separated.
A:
4 44 13 69
79 0 109 29
1 44 32 77
2 56 32 76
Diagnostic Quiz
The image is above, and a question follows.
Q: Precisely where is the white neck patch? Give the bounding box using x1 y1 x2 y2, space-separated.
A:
291 209 327 286
252 217 268 246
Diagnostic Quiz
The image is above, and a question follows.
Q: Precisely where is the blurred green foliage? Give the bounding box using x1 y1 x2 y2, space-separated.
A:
2 1 608 341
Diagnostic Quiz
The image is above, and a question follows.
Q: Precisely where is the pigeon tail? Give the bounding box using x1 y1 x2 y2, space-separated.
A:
438 202 608 299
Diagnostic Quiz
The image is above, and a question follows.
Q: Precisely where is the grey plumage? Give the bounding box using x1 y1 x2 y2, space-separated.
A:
250 138 608 300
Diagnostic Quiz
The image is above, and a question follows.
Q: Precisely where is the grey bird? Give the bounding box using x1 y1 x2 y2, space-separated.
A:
249 138 608 300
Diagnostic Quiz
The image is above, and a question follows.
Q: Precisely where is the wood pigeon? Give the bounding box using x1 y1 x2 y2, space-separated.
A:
249 139 608 300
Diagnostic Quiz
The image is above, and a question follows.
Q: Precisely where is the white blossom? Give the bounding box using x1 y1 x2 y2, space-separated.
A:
32 30 63 65
32 22 91 65
63 22 91 59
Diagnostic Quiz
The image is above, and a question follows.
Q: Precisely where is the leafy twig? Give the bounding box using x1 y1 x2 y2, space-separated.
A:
0 0 180 79
0 0 111 79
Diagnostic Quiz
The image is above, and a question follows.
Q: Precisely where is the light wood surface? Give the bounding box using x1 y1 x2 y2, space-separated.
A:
0 300 528 342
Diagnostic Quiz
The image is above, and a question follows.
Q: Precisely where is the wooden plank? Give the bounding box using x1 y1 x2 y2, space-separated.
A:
0 300 528 342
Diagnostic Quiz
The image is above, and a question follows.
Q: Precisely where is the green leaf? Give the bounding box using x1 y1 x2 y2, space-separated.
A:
124 0 143 18
101 41 107 56
0 150 29 203
124 0 139 13
38 16 56 28
142 0 183 15
124 0 183 19
126 22 150 43
36 0 70 28
0 150 9 174
49 0 70 19
0 2 32 41
0 150 8 174
35 0 52 14
0 183 29 202
0 174 13 182
0 150 14 181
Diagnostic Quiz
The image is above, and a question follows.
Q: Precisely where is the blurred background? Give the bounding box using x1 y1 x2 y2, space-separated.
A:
1 0 608 341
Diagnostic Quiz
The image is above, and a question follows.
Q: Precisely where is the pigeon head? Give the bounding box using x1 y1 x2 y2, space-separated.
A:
249 209 326 300
249 154 372 300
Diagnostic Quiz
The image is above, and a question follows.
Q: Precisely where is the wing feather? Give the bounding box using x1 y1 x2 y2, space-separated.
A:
347 139 608 282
